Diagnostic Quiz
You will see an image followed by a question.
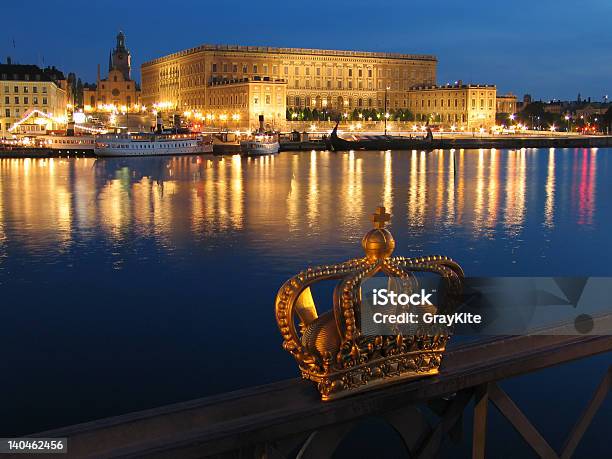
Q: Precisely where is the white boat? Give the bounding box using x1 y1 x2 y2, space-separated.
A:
95 132 213 157
240 135 280 156
39 135 96 154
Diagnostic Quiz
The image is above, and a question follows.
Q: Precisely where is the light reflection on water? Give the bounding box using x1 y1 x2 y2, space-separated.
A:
0 148 610 437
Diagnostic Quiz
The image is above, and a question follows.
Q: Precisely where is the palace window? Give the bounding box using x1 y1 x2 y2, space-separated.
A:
284 66 289 75
295 67 299 75
337 80 342 89
212 63 217 72
233 64 238 73
24 97 28 104
358 98 363 107
326 68 332 77
5 109 9 117
358 80 362 89
3 86 8 93
24 87 28 93
4 96 8 104
306 80 310 88
42 97 47 104
266 95 271 104
326 80 331 89
253 64 258 74
358 69 362 77
14 86 18 93
348 68 352 77
305 67 310 76
14 97 19 104
368 69 372 78
316 67 320 76
243 64 248 73
337 68 342 77
264 64 268 74
254 96 259 104
348 81 352 89
273 65 278 75
223 63 228 72
295 80 299 88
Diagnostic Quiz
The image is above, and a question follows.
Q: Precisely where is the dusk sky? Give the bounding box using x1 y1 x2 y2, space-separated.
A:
2 0 611 101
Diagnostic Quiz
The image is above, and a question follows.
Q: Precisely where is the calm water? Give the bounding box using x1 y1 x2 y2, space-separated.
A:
1 149 611 456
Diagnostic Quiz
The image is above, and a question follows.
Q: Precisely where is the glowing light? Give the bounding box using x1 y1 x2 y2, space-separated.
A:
73 112 86 124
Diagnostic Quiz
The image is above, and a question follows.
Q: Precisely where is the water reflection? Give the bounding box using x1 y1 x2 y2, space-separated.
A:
0 149 607 264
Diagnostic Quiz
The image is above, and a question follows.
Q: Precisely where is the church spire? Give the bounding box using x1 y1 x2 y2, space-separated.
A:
108 51 112 73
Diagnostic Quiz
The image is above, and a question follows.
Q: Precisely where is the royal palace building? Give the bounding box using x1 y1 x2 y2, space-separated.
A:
408 83 497 129
141 45 437 128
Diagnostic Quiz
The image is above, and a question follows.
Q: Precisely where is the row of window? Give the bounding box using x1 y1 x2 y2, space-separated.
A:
3 85 48 94
4 96 47 105
210 62 380 79
0 73 43 81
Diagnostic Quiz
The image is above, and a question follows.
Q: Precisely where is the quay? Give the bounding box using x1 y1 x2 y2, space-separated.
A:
280 134 612 152
22 328 612 458
2 135 612 159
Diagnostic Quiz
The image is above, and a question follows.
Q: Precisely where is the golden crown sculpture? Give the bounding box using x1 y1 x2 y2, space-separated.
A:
275 207 464 401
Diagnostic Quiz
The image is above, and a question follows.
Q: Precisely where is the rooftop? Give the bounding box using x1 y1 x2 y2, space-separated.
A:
0 62 65 82
410 83 496 91
143 44 437 67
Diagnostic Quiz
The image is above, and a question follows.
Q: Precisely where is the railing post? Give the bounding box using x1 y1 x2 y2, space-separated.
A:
472 384 489 459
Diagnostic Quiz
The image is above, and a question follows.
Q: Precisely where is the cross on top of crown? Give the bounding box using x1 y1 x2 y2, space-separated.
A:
371 206 391 229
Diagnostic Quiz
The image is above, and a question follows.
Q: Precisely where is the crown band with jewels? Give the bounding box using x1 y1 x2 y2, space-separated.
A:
275 207 465 401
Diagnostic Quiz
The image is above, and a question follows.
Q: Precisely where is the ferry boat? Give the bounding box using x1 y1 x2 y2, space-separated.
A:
40 134 96 155
95 132 213 157
240 135 280 156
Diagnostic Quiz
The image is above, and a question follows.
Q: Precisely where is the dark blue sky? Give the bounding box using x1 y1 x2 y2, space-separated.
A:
2 0 610 101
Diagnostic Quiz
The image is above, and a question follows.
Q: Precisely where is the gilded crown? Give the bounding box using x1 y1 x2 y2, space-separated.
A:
275 207 464 400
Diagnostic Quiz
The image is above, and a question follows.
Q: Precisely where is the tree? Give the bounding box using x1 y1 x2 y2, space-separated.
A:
75 78 83 107
303 107 312 121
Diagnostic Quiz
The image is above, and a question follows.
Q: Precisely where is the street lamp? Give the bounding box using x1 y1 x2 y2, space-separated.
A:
384 86 390 135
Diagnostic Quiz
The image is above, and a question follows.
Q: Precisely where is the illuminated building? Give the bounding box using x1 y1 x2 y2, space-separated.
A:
408 83 497 129
141 44 437 127
0 59 67 135
83 32 141 112
496 93 518 115
205 78 287 129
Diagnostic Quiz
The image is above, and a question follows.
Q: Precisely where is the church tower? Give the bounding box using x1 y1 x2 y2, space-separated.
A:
110 31 131 81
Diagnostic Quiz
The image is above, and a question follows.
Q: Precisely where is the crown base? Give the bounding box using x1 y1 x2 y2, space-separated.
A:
301 349 445 401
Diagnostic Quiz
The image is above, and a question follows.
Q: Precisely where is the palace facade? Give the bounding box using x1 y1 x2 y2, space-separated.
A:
408 83 497 129
206 77 287 129
141 44 437 128
83 32 141 112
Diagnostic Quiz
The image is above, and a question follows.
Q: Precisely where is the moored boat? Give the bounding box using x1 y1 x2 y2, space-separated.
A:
95 132 213 157
328 120 436 151
240 135 280 156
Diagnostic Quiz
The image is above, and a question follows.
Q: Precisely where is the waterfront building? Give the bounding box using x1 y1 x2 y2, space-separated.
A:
83 32 141 112
205 77 286 130
141 44 437 128
0 58 67 135
407 83 497 129
496 93 518 115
